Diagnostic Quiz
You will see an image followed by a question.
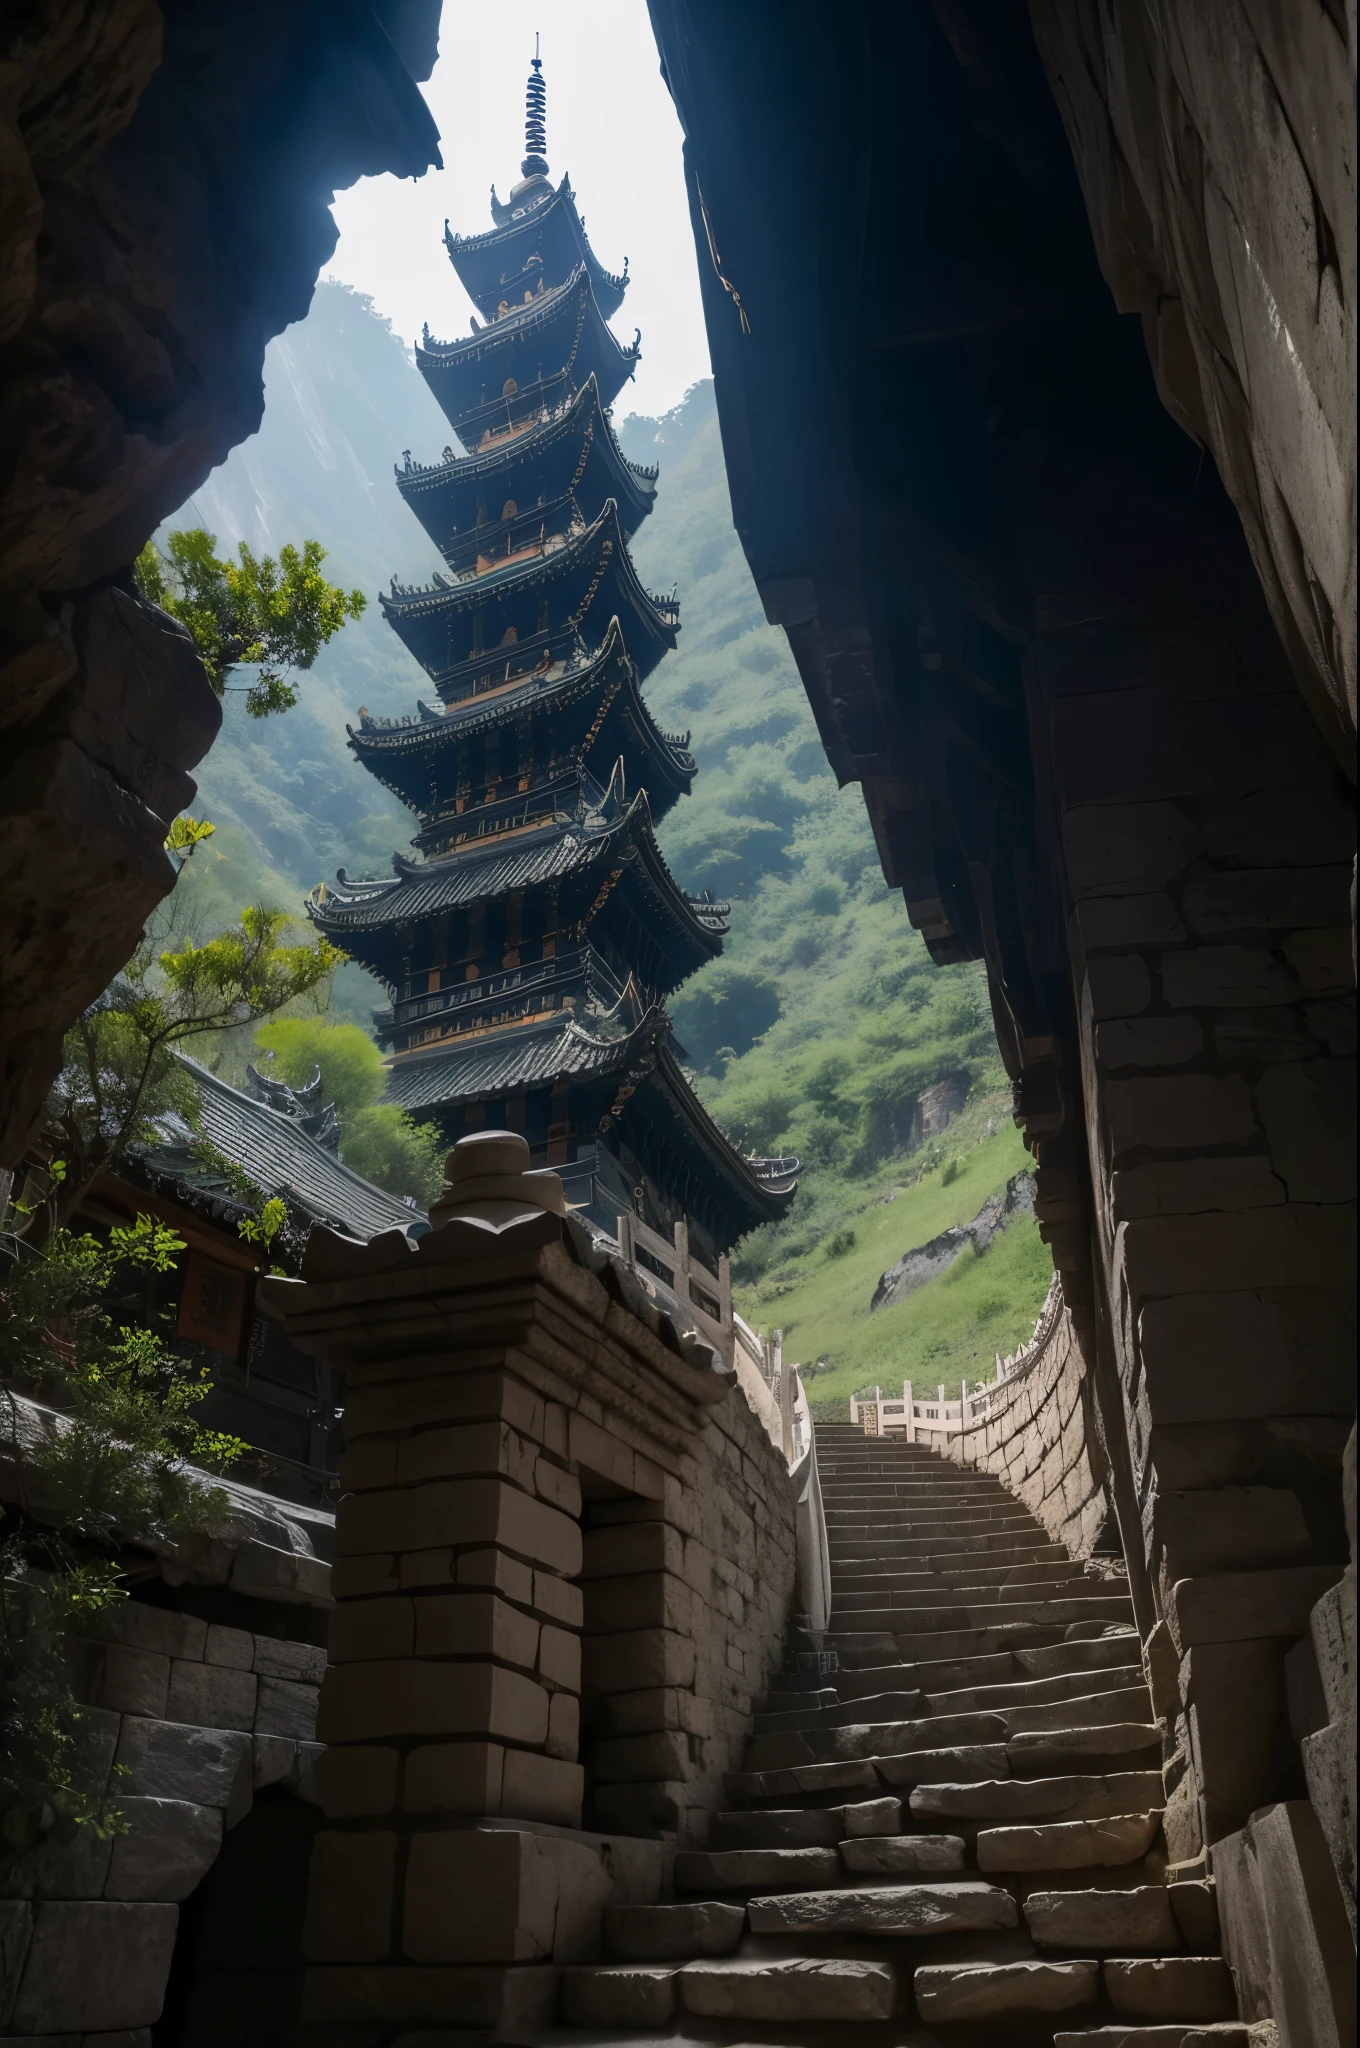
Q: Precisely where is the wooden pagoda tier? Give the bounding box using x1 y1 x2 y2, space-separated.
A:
306 783 727 1014
394 376 657 567
379 498 679 689
347 620 695 839
445 173 629 322
416 266 640 452
377 984 796 1251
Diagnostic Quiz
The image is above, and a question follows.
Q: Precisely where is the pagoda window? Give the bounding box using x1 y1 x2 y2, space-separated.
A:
499 624 518 646
501 498 518 520
502 376 518 397
467 903 486 965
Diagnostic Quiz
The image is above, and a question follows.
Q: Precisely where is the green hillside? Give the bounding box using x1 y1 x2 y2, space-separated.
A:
167 288 1053 1403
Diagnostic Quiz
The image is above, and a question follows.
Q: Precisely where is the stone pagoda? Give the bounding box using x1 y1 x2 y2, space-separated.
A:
309 51 796 1262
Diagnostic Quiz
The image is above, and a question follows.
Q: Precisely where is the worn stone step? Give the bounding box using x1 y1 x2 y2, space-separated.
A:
753 1686 838 1718
602 1901 746 1960
747 1878 1020 1938
908 1632 1138 1694
1006 1725 1163 1775
744 1708 1013 1773
676 1955 898 2022
914 1957 1101 2022
1024 1886 1183 1951
724 1755 883 1803
890 1622 1068 1662
561 1963 678 2028
977 1810 1162 1872
839 1832 967 1875
1054 2029 1250 2047
710 1806 846 1849
836 1560 1079 1596
1105 1956 1236 2020
874 1742 1011 1788
837 1598 1135 1640
923 1664 1145 1717
753 1689 924 1736
912 1769 1165 1826
1002 1684 1155 1734
674 1844 841 1892
834 1661 921 1699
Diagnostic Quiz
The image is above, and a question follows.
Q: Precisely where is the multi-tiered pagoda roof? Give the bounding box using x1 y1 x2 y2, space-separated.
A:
308 50 796 1258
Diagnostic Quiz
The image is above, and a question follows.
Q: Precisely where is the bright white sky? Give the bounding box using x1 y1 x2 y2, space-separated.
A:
327 1 710 421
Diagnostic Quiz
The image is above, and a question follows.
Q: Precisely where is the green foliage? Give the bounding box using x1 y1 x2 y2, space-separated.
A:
134 527 366 717
252 1018 444 1207
41 905 342 1231
826 1229 856 1258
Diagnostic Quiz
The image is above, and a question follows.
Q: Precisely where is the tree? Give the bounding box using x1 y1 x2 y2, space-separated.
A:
36 898 343 1234
254 1017 445 1208
133 527 365 718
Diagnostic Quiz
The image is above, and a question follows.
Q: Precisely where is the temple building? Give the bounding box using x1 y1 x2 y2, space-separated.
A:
309 52 797 1262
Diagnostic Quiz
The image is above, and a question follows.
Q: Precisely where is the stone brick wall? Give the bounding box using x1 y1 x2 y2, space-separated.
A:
1 1595 324 2043
942 1283 1112 1560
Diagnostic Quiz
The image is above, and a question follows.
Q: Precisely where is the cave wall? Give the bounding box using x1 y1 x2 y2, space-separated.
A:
0 0 443 1164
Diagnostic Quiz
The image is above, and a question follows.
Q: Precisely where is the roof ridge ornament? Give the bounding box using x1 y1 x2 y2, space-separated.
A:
522 37 548 180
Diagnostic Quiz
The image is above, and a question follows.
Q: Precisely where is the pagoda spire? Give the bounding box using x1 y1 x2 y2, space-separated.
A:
522 38 548 178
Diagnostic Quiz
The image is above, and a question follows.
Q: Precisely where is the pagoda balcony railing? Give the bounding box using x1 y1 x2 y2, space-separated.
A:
393 946 598 1030
435 624 587 700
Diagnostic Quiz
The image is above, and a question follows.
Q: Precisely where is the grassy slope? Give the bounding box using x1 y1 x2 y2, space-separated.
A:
170 302 1053 1401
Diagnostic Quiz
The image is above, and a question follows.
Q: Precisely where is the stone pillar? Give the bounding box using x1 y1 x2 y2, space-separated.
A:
258 1132 797 2036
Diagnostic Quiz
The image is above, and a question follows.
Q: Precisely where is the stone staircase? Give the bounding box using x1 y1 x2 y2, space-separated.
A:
554 1422 1250 2043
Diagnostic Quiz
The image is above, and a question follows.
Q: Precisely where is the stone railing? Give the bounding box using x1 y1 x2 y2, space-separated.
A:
852 1277 1111 1559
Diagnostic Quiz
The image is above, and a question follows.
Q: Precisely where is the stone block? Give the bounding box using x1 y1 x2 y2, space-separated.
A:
328 1596 415 1663
1138 1289 1354 1423
581 1521 683 1579
1152 1490 1319 1581
252 1638 327 1684
840 1833 966 1874
1119 1203 1355 1300
592 1730 689 1784
1257 1058 1356 1202
402 1829 612 1965
582 1628 696 1693
114 1720 252 1811
104 1797 221 1903
27 1823 112 1900
677 1954 897 2021
1104 1956 1235 2020
532 1570 583 1627
1096 1018 1205 1068
842 1795 902 1836
332 1553 400 1598
546 1688 578 1759
1285 927 1354 995
1062 801 1202 892
534 1458 581 1517
1076 894 1186 948
395 1419 536 1489
203 1624 254 1671
561 1963 676 2027
1168 1879 1220 1951
747 1880 1017 1937
1104 1074 1256 1157
603 1901 745 1960
676 1846 839 1891
1025 1886 1179 1950
11 1902 179 2032
413 1590 539 1669
1215 1799 1356 2039
501 1749 583 1825
1183 867 1351 936
254 1675 319 1740
86 1603 207 1663
915 1958 1100 2020
1112 1158 1285 1218
91 1647 169 1718
1162 946 1301 1008
165 1661 257 1733
252 1732 298 1789
1182 1641 1291 1842
567 1411 640 1495
454 1547 534 1603
582 1570 694 1635
338 1477 581 1577
1167 1566 1343 1654
300 1959 561 2029
1086 955 1152 1020
303 1831 397 1963
538 1624 581 1691
341 1367 544 1443
403 1741 504 1815
318 1660 550 1745
314 1744 400 1818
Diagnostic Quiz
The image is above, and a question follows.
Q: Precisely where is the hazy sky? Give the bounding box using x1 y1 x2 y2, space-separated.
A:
327 2 710 423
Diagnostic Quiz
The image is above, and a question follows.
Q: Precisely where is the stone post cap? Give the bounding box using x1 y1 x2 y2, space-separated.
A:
429 1129 567 1227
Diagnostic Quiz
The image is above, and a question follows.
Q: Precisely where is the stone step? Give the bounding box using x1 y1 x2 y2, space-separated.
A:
910 1632 1139 1692
833 1596 1136 1637
1007 1725 1164 1775
1001 1683 1155 1733
890 1622 1069 1662
602 1900 745 1960
914 1957 1101 2023
922 1663 1145 1717
746 1878 1020 1938
976 1809 1162 1872
710 1805 846 1849
829 1532 1063 1560
1054 2029 1250 2048
754 1689 924 1735
676 1955 898 2022
834 1549 1078 1582
1105 1956 1236 2021
743 1707 1010 1773
674 1845 842 1892
1024 1885 1184 1952
835 1559 1080 1595
912 1770 1165 1826
839 1832 967 1875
